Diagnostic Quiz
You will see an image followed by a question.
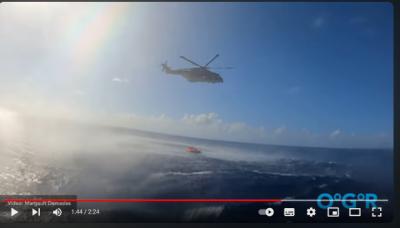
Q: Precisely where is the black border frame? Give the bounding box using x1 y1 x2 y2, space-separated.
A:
0 0 398 227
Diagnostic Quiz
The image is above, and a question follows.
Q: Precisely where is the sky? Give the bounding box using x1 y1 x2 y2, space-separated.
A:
0 2 393 148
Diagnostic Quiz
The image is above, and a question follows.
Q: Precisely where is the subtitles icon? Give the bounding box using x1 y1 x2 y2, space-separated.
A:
327 207 340 217
284 208 295 217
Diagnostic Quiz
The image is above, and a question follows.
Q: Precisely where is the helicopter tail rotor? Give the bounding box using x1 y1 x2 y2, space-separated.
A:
161 61 169 72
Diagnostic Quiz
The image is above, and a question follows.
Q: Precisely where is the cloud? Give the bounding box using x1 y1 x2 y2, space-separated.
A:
274 126 286 135
329 129 341 139
226 122 248 133
103 112 268 144
1 97 391 149
112 77 129 83
312 16 325 29
98 112 391 148
182 113 221 126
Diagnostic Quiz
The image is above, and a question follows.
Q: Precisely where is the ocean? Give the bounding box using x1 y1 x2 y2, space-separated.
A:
0 116 393 222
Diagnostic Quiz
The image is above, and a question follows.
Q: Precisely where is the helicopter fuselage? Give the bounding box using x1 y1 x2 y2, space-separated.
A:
164 67 223 83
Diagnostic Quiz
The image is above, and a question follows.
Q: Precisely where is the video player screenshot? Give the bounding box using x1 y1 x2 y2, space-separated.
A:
0 1 398 226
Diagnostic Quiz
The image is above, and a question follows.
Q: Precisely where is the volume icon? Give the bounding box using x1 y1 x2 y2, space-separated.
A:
52 208 62 216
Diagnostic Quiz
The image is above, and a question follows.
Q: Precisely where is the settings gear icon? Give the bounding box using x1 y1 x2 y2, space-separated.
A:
306 207 316 217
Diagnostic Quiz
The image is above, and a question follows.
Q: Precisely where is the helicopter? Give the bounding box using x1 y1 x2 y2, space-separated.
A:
161 54 232 83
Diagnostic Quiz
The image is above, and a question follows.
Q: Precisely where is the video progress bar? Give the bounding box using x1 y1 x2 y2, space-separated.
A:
2 199 389 203
3 199 282 203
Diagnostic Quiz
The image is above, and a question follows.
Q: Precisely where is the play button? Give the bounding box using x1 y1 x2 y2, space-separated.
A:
11 208 18 217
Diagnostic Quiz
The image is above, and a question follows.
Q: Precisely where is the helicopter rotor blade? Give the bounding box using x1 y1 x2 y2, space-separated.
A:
208 66 234 70
204 54 220 67
180 56 203 67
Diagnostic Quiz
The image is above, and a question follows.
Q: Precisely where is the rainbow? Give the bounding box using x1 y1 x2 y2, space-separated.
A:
61 3 132 75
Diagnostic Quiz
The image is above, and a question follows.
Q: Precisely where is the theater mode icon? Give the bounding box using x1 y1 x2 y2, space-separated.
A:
349 208 361 217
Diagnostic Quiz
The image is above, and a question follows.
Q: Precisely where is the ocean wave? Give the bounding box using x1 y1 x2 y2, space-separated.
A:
153 171 213 177
251 169 335 178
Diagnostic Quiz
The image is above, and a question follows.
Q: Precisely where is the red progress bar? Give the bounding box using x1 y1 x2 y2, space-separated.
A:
3 198 282 203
